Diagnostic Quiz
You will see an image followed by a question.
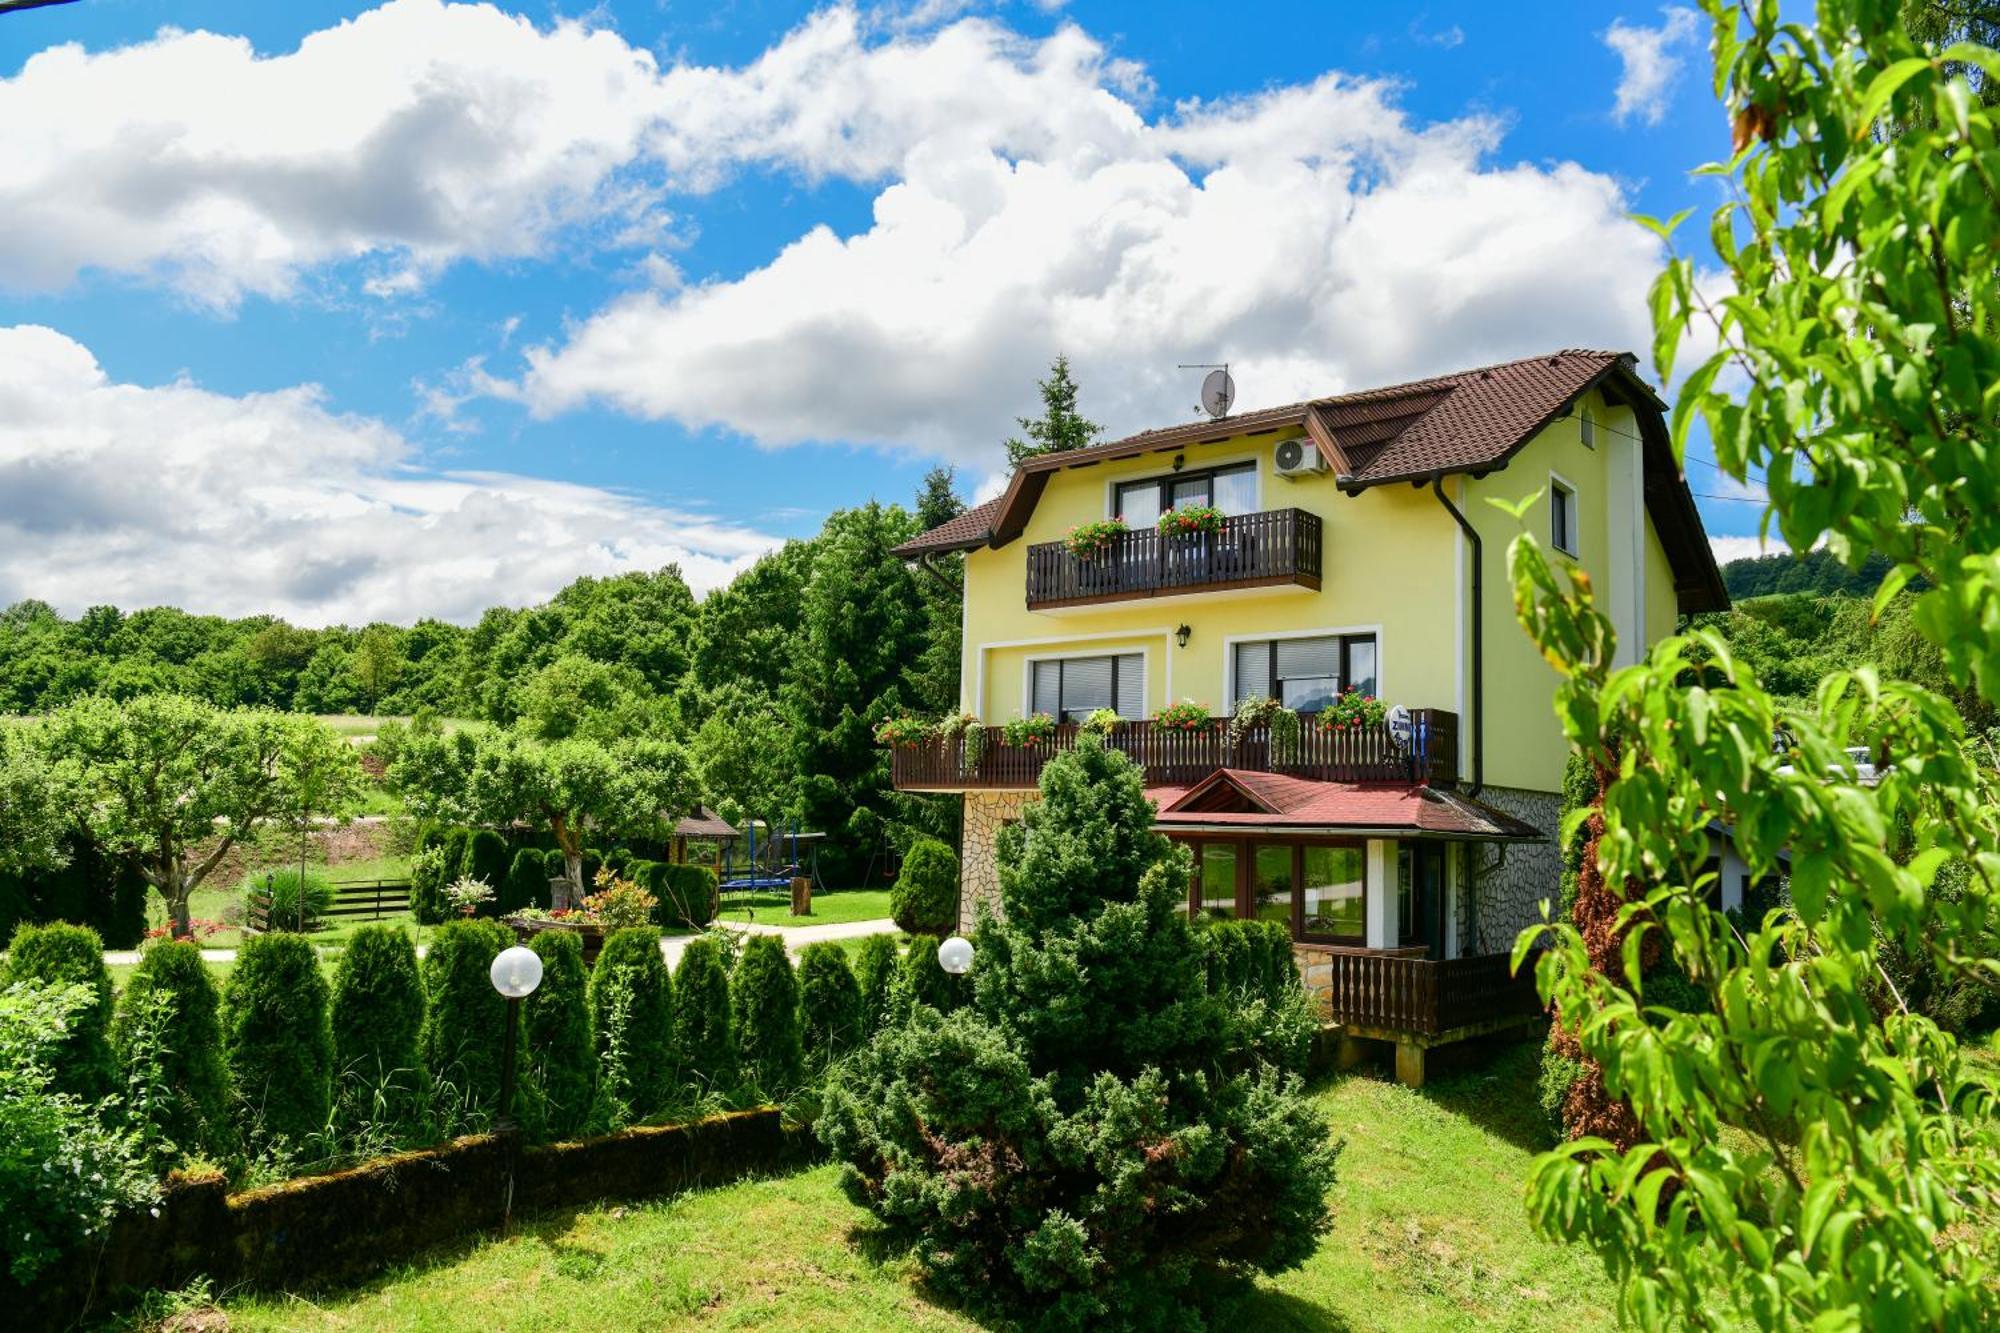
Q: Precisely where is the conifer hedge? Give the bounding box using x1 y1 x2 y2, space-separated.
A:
523 928 594 1140
501 847 549 914
671 935 736 1095
4 921 117 1102
658 863 718 928
797 941 863 1067
588 926 672 1122
465 830 510 906
419 918 510 1125
733 935 803 1095
891 933 964 1019
113 939 233 1163
851 932 899 1037
438 828 473 888
222 932 334 1149
330 926 427 1139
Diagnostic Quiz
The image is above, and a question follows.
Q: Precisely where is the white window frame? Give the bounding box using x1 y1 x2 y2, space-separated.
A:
1102 451 1264 520
1020 647 1150 720
1221 624 1385 714
1549 472 1580 558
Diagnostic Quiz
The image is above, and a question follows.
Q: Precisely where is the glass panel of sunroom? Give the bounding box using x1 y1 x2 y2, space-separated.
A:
1198 844 1237 920
1302 844 1365 940
1253 843 1293 926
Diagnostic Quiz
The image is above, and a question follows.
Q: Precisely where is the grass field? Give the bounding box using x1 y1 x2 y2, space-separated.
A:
715 887 895 927
207 1041 1611 1332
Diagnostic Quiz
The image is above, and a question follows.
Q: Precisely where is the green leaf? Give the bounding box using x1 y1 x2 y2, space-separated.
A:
1630 207 1695 242
1855 58 1933 136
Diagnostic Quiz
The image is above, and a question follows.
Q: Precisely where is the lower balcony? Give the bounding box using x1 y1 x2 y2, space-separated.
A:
888 709 1459 790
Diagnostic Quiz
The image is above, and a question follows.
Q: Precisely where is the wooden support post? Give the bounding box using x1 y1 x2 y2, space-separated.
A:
1395 1040 1427 1088
790 876 812 917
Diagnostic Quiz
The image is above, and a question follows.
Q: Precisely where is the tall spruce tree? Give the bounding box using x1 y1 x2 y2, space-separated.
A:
822 738 1337 1328
1002 355 1102 468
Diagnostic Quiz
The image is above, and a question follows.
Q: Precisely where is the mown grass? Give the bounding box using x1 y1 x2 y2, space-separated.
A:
207 1039 1613 1332
715 887 895 927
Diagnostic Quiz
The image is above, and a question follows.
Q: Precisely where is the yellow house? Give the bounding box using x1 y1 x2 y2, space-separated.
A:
889 350 1726 1082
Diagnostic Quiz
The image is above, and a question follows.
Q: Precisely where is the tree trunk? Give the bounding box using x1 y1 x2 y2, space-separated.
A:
166 877 194 941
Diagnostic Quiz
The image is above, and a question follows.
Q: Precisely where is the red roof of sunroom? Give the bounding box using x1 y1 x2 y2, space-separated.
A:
1144 771 1545 841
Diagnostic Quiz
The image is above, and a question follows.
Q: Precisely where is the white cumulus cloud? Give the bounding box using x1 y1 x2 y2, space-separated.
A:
0 326 777 625
508 7 1670 469
0 0 670 308
1604 7 1700 127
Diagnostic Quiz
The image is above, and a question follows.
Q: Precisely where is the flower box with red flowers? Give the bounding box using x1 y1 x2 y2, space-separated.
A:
1155 504 1226 538
1318 689 1387 731
1154 699 1212 732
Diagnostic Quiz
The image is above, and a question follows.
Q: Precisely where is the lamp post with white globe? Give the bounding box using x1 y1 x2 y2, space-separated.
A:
489 945 543 1133
936 935 974 976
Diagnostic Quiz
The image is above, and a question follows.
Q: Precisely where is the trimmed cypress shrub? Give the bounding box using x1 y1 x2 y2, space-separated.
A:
660 863 718 928
0 834 147 950
419 918 511 1127
798 941 864 1067
733 935 803 1096
222 932 333 1149
113 939 233 1164
439 827 473 885
852 932 900 1037
891 839 959 936
466 829 510 911
581 847 605 890
410 835 452 926
522 928 594 1141
4 921 117 1101
890 933 965 1020
588 926 672 1122
671 935 736 1096
329 926 427 1140
501 847 549 914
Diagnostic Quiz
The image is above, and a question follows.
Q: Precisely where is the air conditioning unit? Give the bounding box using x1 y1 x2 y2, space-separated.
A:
1273 436 1328 477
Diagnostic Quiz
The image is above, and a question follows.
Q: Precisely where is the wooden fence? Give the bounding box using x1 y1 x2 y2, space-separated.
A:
1319 949 1541 1036
248 877 412 932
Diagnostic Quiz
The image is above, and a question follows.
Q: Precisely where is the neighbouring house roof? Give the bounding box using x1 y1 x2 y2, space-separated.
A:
673 807 740 840
890 349 1728 612
1144 769 1546 841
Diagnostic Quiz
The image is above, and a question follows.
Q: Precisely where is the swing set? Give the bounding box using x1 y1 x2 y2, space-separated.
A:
715 819 828 918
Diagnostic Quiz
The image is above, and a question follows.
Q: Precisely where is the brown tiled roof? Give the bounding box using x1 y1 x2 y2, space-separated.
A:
892 497 1001 557
888 349 1727 610
1147 770 1546 841
673 807 740 840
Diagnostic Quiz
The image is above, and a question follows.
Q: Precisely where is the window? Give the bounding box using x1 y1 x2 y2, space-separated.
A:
1396 843 1443 951
1300 845 1366 942
1550 477 1579 556
1030 653 1144 721
1579 404 1596 449
1231 634 1378 714
1196 844 1238 921
1114 462 1257 525
1253 844 1294 926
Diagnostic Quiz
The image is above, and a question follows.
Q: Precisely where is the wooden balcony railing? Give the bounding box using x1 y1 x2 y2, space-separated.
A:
1319 949 1541 1036
889 708 1458 790
1026 508 1323 609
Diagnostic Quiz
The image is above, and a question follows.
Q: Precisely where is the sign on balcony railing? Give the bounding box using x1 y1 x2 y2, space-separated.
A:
890 709 1458 790
1026 508 1323 607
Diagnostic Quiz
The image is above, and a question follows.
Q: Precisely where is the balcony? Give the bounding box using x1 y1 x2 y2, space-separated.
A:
1025 507 1322 611
889 709 1458 791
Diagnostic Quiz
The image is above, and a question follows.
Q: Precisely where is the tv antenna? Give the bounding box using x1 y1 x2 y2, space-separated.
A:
1179 363 1234 419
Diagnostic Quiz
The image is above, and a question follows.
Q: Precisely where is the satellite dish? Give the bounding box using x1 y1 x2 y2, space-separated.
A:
1199 367 1235 419
1386 704 1413 751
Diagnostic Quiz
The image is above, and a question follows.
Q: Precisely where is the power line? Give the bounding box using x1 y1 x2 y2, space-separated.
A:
1691 491 1770 504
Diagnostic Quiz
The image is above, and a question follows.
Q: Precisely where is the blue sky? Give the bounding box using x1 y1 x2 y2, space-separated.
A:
0 1 1763 625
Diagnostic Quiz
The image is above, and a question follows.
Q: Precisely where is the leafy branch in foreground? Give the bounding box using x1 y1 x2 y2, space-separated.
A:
1512 2 2000 1328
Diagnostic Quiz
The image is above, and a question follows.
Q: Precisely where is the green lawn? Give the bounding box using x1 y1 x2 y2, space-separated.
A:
714 888 895 927
207 1040 1612 1332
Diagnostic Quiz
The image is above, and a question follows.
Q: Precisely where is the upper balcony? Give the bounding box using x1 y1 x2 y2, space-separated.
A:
890 709 1458 791
1024 507 1322 611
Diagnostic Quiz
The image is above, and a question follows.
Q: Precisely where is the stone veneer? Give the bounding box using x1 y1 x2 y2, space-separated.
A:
1459 785 1562 956
957 790 1038 934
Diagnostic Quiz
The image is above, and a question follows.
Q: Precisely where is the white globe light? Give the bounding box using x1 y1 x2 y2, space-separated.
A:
936 935 974 976
490 945 544 999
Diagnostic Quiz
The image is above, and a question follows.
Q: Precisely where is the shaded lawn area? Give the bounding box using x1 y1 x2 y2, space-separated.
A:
208 1039 1612 1332
714 887 894 928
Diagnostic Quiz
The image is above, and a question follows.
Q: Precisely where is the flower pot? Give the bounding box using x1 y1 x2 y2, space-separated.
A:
508 915 609 966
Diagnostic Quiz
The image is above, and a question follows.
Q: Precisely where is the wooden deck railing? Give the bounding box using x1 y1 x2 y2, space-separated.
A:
1025 507 1323 609
1319 950 1542 1036
890 709 1458 790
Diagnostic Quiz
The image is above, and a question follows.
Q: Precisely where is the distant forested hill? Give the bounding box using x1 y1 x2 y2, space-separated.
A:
1719 548 1918 600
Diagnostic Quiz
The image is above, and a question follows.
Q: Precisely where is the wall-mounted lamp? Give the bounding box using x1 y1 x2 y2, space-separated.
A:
1175 624 1191 648
1171 453 1185 472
